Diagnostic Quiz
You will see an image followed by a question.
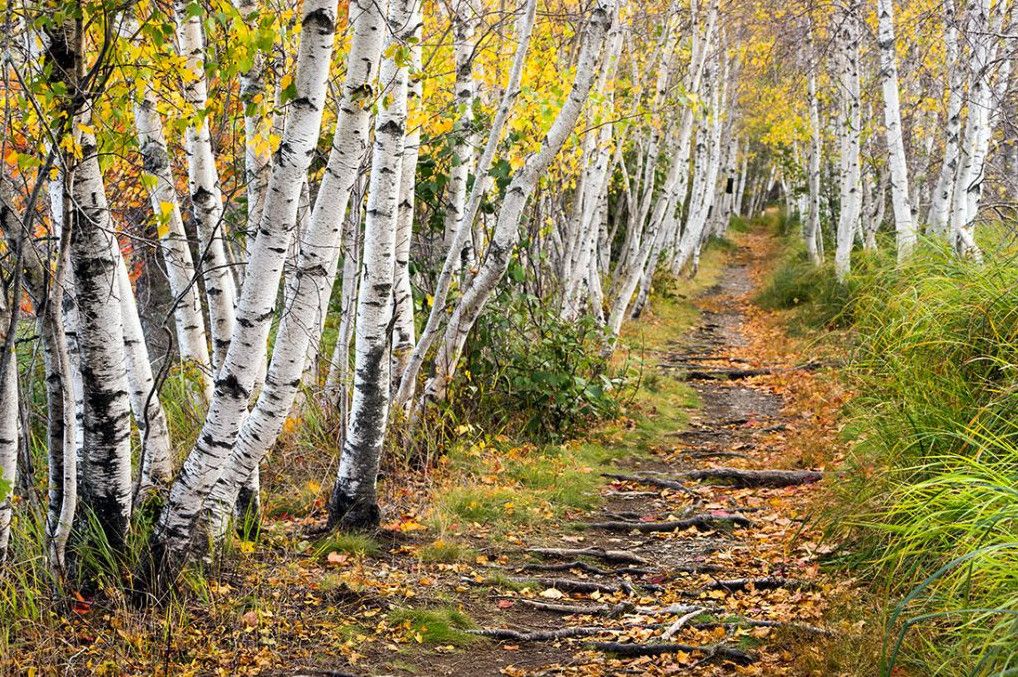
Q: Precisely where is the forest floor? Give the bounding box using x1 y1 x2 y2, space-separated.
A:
21 223 865 676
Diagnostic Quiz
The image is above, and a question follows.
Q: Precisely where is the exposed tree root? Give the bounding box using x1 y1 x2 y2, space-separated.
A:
588 640 756 664
517 599 634 617
691 618 833 636
682 467 823 488
586 513 753 532
507 576 627 594
701 576 811 592
527 546 649 565
470 626 613 641
601 472 697 495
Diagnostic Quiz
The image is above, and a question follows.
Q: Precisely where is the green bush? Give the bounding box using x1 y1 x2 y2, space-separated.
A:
456 289 628 440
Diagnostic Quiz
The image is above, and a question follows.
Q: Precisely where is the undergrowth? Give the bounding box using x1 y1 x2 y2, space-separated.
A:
761 215 1018 675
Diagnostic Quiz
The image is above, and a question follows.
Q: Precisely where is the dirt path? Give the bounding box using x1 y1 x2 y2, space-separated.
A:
358 233 842 676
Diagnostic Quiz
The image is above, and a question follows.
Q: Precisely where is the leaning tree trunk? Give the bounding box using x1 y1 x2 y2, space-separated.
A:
443 0 480 270
328 0 414 530
174 0 238 370
199 0 389 541
876 0 916 260
420 0 617 408
392 0 539 410
140 0 342 596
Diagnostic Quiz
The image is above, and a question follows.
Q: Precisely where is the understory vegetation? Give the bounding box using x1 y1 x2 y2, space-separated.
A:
760 215 1018 674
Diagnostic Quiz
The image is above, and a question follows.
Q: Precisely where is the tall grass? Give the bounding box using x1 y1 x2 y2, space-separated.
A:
764 230 1018 674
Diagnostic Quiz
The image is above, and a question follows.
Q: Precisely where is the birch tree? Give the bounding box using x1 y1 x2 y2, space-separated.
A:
121 12 212 391
328 0 415 529
174 0 238 369
201 0 389 540
141 0 342 592
392 0 538 409
876 0 916 259
835 2 862 281
927 0 964 235
0 282 16 562
805 18 824 265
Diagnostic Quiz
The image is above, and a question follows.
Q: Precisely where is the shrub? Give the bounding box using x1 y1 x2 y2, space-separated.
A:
456 289 628 440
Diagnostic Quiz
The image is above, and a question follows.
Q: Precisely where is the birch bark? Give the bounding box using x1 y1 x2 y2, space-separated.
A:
0 286 16 561
141 0 341 591
876 0 916 259
835 3 862 281
328 0 414 529
806 22 823 265
927 0 964 235
199 0 389 539
392 0 538 409
174 0 238 369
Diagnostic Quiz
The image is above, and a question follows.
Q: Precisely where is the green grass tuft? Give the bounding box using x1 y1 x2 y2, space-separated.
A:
387 607 478 646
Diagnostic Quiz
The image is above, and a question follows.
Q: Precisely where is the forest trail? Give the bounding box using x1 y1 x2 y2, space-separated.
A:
356 228 849 676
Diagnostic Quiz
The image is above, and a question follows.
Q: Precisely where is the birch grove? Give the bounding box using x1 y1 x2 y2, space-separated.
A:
0 0 1014 619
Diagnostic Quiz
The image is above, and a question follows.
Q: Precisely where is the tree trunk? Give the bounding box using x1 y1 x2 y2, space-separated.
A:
392 0 538 409
443 0 480 270
328 0 415 530
123 11 212 392
70 129 136 558
877 0 916 259
927 0 964 236
141 0 342 594
835 3 862 281
174 0 238 370
199 0 389 541
0 286 17 562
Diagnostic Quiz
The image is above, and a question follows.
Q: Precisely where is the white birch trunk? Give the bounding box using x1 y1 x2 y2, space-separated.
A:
950 0 992 258
928 0 964 236
70 129 135 556
806 23 823 265
113 245 174 490
877 0 916 259
174 0 238 370
443 0 479 269
835 4 862 281
199 0 389 539
392 3 423 385
120 13 213 391
328 0 414 529
142 0 341 590
0 289 16 561
392 0 538 409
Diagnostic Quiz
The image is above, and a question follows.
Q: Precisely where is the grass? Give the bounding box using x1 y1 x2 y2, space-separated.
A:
314 533 381 559
387 606 479 646
418 539 478 563
759 212 1018 675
